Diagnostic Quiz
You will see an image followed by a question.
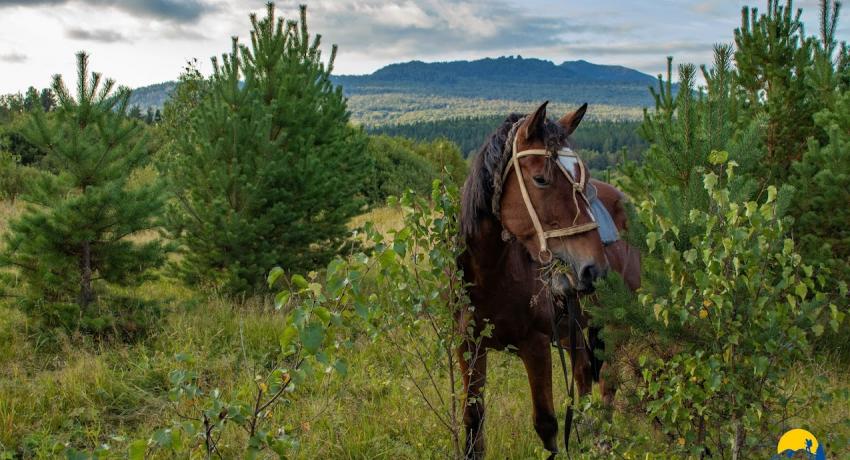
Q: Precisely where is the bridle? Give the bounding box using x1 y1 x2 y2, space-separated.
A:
502 125 599 264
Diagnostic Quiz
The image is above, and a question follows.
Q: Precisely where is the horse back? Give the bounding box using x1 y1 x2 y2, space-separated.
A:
590 179 641 291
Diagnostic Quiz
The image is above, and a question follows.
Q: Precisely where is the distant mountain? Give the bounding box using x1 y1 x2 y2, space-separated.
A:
354 57 654 85
128 81 176 111
128 56 662 123
332 56 661 107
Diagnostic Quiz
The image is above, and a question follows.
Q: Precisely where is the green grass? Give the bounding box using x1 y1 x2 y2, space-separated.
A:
0 199 848 458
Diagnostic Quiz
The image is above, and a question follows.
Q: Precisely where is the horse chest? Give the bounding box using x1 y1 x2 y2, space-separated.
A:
464 275 554 349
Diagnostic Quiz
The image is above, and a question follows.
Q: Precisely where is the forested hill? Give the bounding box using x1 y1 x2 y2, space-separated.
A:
332 56 661 107
128 56 663 115
127 81 176 111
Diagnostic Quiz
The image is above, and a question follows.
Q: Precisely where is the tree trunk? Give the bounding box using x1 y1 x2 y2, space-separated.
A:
79 241 94 307
731 418 744 460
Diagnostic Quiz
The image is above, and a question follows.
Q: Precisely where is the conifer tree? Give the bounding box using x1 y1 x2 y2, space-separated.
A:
22 86 39 112
734 0 818 178
622 49 762 249
0 53 168 325
790 89 850 284
163 4 368 293
38 88 56 112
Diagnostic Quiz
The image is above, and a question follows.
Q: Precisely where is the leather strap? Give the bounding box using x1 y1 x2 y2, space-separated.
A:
505 133 598 262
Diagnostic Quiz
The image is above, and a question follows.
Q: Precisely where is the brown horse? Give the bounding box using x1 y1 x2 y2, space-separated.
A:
457 102 640 458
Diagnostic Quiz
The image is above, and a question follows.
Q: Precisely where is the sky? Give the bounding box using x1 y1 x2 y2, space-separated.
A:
0 0 847 94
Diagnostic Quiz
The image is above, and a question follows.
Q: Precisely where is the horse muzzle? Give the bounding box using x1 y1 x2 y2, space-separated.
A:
549 262 606 296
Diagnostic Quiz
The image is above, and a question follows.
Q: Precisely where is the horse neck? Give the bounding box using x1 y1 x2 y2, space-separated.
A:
465 216 531 282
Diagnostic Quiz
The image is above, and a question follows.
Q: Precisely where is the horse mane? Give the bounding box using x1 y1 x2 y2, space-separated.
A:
460 113 571 238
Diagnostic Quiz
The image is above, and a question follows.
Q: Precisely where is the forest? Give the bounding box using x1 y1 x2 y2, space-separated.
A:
370 116 647 173
0 0 848 459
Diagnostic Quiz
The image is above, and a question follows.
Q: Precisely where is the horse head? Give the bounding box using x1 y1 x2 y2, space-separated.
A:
498 101 609 294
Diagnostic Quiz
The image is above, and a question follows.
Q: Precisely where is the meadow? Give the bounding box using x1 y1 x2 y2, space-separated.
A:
1 200 849 458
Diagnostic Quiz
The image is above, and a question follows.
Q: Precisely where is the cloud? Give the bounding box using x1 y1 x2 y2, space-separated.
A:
66 27 129 43
0 51 27 63
297 0 582 60
0 0 214 23
559 41 715 57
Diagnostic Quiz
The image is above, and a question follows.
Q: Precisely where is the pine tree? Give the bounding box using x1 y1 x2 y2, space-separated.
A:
22 86 39 112
622 49 762 250
790 89 850 284
163 4 368 293
128 105 143 120
38 88 56 112
734 0 819 178
0 52 168 327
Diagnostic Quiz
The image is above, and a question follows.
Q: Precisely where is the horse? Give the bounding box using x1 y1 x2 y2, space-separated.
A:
456 101 641 458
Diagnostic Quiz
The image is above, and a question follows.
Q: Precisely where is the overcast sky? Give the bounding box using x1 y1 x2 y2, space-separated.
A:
0 0 847 94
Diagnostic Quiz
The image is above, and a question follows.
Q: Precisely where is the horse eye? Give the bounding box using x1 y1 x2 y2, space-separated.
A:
532 175 549 187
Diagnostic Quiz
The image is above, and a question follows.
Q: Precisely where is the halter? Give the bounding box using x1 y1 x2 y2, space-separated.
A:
502 127 598 264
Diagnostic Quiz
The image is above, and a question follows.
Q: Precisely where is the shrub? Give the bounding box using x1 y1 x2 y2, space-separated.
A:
162 4 368 294
626 159 841 457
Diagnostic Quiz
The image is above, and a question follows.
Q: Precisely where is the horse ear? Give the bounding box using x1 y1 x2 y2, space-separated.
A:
521 101 549 142
559 103 588 136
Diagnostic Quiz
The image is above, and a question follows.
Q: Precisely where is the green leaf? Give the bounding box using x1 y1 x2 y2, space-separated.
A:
268 267 284 288
174 352 194 363
291 274 309 289
314 306 331 323
703 173 718 191
766 185 778 203
274 291 291 310
128 440 147 460
393 241 407 258
300 322 325 355
333 358 348 376
378 249 396 268
812 324 825 337
152 428 174 447
708 150 728 165
279 325 298 351
795 282 808 299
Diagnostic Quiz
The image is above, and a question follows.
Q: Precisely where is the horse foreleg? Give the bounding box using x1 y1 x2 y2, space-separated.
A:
458 341 488 460
519 334 559 456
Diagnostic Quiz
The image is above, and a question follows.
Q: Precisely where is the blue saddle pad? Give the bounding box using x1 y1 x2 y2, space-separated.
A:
586 182 619 245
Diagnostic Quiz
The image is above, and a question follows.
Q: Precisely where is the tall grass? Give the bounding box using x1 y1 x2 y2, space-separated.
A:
0 198 848 458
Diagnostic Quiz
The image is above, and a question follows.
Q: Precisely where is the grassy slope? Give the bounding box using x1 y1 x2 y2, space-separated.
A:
0 202 848 458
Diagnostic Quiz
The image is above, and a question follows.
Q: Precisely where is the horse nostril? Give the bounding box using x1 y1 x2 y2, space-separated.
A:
579 263 600 285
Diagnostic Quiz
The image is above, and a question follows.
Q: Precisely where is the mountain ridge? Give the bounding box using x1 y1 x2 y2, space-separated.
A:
343 56 656 85
128 56 663 121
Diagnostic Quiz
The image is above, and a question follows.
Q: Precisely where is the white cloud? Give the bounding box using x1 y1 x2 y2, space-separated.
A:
0 0 846 93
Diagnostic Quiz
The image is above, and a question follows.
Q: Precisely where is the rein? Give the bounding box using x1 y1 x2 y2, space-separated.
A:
551 291 581 458
502 123 599 264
